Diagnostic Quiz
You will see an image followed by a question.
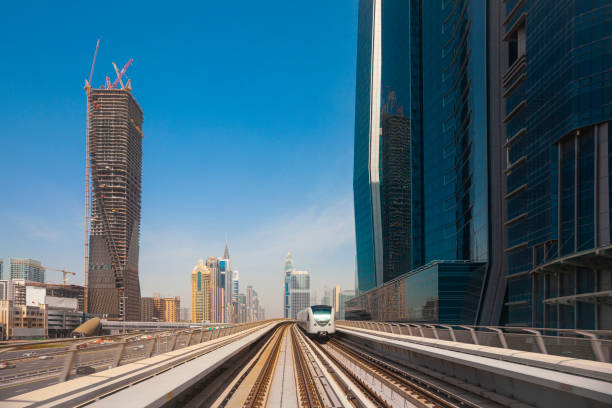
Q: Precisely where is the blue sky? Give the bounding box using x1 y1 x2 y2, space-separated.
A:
0 2 358 317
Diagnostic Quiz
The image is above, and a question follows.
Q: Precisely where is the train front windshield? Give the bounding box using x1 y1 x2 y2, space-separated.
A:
312 306 332 325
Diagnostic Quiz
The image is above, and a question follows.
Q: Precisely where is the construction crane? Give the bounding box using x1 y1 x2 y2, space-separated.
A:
111 59 133 89
41 266 77 286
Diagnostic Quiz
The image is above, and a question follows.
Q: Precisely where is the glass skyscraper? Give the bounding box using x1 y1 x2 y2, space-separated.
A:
502 1 612 329
352 0 504 325
353 0 424 294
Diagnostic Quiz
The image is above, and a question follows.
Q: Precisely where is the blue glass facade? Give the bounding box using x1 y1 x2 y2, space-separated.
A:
502 1 612 329
345 261 486 324
421 0 489 264
352 0 497 324
353 0 424 293
354 0 377 294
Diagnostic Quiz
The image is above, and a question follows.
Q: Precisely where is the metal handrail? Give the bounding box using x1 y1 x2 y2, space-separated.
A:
337 320 611 363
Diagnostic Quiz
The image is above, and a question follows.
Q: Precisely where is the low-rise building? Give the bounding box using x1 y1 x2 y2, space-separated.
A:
0 300 47 339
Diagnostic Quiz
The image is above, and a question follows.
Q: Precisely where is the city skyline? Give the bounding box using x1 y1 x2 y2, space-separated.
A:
0 1 358 318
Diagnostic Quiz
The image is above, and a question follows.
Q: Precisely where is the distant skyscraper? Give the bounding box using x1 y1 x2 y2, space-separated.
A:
86 88 143 321
191 259 211 323
246 285 254 322
0 259 3 280
10 259 44 283
283 252 294 318
332 285 341 317
232 270 239 298
289 270 310 319
321 286 332 306
206 256 224 323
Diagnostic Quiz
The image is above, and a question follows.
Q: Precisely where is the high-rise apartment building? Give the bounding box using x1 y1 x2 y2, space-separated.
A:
86 88 143 321
152 295 179 322
10 259 45 283
500 1 612 329
191 259 211 323
289 270 310 319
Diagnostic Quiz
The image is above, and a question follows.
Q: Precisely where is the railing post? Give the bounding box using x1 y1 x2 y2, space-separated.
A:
522 329 547 354
114 339 127 367
459 325 479 345
576 331 608 363
440 325 457 342
198 329 204 343
425 324 439 339
415 324 425 338
147 336 158 357
59 344 79 382
169 333 178 351
487 327 508 349
185 331 194 347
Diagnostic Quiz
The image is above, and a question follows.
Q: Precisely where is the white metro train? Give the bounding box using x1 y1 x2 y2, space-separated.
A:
296 305 335 339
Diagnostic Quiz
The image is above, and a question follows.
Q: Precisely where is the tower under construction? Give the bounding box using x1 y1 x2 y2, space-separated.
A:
86 86 143 321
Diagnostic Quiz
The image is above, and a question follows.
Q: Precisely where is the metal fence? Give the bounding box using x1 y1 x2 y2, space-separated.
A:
338 321 612 363
0 320 271 385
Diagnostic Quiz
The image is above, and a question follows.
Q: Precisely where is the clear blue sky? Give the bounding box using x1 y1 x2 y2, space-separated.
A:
0 1 358 317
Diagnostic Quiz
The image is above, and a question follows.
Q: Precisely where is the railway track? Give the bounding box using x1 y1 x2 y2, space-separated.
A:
325 338 464 408
290 326 324 407
211 323 473 408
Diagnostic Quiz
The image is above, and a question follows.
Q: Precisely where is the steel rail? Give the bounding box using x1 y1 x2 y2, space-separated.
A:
242 324 287 408
290 325 324 408
328 338 468 408
305 336 390 408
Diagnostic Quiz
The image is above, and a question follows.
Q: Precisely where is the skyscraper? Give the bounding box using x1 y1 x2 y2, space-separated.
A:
206 256 224 323
9 259 45 283
289 270 310 319
219 244 233 323
246 285 254 322
283 252 294 318
86 88 143 321
191 259 211 323
500 1 612 329
0 259 3 280
351 0 503 325
353 0 424 294
232 270 239 298
332 285 341 317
